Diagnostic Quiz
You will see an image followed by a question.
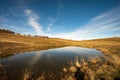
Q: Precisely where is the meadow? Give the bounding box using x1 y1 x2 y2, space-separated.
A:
0 29 120 80
0 30 76 57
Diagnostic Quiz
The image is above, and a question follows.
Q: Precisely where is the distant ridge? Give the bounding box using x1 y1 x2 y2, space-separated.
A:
0 29 15 34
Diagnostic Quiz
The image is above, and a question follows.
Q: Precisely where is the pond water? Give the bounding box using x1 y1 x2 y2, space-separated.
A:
0 46 104 80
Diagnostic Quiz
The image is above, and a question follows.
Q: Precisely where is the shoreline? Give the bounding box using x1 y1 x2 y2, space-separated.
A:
0 42 119 57
0 32 120 57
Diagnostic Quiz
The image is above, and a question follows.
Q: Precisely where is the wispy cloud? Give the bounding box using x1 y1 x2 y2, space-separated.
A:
47 0 62 32
60 7 120 40
25 9 44 35
8 6 119 40
47 17 55 32
2 24 16 29
56 0 62 18
8 9 18 17
1 24 25 32
0 18 4 21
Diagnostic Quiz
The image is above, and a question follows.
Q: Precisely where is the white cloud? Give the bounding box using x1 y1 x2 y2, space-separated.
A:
8 9 18 17
2 24 15 29
47 17 55 32
56 0 62 18
24 7 120 40
25 9 44 35
59 7 120 40
46 0 62 32
47 26 51 32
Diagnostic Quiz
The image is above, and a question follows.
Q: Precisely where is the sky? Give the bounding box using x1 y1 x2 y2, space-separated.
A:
0 0 120 40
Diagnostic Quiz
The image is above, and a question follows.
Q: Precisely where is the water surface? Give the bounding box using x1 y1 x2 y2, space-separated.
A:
0 46 103 80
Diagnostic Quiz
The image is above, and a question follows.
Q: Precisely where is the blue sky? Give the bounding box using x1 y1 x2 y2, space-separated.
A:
0 0 120 40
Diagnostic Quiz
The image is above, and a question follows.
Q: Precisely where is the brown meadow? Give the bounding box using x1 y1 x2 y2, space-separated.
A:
0 30 120 80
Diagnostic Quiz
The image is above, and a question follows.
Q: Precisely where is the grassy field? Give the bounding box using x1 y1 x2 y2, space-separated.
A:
0 31 76 57
1 30 119 57
0 30 120 80
78 37 120 55
21 37 120 80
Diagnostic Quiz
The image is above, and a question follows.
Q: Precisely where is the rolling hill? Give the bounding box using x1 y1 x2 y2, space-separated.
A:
0 29 120 57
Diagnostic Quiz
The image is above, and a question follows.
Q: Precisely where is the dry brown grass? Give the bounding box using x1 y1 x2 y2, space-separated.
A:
22 68 67 80
74 37 120 80
78 37 120 55
0 32 76 57
21 55 120 80
63 56 120 80
0 31 120 80
0 64 3 68
0 31 120 57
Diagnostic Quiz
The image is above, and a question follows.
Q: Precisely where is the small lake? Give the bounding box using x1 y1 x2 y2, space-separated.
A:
0 46 104 80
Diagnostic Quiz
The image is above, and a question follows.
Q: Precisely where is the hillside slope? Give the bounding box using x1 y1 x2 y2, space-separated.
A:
0 30 76 57
0 29 120 57
78 37 120 55
0 30 120 80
